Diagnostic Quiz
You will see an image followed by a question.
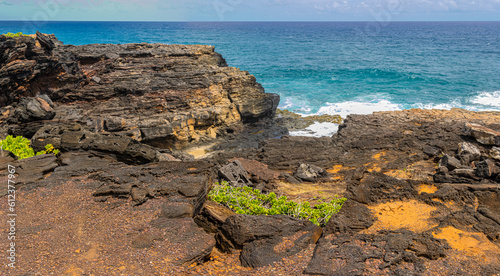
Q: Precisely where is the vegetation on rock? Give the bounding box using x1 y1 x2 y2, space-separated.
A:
1 32 29 38
208 181 346 226
0 135 60 159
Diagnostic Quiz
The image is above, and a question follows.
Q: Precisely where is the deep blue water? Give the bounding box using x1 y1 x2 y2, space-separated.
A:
1 21 500 117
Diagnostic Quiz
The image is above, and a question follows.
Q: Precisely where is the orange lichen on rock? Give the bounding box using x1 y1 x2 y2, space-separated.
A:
417 184 438 195
327 165 348 174
327 164 351 180
366 151 389 173
432 226 500 262
363 200 438 234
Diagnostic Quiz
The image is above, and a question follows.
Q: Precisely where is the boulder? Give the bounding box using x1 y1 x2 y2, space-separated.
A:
438 154 462 171
464 123 500 146
229 158 280 183
322 200 374 235
457 142 481 164
294 163 327 182
194 201 236 234
476 159 497 179
218 214 322 267
423 145 442 158
14 154 58 186
218 160 252 187
14 95 56 122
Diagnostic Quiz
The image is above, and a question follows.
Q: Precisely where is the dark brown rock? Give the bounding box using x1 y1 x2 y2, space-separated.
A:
323 200 374 235
218 214 322 268
457 142 481 164
194 201 236 234
439 154 462 171
229 157 280 183
160 202 194 219
476 159 497 179
14 154 58 186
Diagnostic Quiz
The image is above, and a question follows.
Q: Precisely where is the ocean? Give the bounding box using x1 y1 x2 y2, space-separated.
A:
1 21 500 135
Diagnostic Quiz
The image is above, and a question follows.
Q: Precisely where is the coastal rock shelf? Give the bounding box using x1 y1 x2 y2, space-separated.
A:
1 33 500 275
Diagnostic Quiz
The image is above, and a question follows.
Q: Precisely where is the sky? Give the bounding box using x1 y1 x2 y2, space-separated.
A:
0 0 499 22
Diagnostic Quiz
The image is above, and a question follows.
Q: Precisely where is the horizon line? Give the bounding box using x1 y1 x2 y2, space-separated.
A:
0 20 500 23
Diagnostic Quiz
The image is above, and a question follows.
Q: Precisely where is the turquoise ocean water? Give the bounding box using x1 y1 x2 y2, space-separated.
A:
1 21 500 120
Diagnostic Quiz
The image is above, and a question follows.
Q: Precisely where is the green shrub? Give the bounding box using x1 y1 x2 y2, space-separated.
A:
0 135 59 160
208 181 347 226
1 32 29 38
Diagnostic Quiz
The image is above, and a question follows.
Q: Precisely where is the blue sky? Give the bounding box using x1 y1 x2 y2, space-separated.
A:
1 0 500 21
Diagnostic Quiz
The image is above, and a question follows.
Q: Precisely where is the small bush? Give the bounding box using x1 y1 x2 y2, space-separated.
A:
1 32 29 38
208 181 346 226
0 135 59 159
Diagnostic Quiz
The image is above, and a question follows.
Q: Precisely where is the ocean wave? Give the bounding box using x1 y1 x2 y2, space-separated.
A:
285 92 500 138
313 100 402 119
470 91 500 108
289 122 339 138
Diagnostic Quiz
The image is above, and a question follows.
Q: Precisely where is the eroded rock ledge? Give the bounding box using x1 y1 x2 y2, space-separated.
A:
0 33 283 160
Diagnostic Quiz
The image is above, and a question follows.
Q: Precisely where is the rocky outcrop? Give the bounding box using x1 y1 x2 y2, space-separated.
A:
0 34 282 153
217 214 322 267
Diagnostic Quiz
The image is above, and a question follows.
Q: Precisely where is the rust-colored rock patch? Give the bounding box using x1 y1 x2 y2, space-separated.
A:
363 200 438 234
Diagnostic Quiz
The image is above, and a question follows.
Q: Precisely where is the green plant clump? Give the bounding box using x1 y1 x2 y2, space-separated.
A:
0 135 60 160
208 181 347 226
2 32 29 38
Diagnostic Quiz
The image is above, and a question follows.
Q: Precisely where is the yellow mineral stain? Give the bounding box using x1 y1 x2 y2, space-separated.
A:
417 184 438 195
327 165 347 174
371 151 387 160
363 200 438 234
433 226 500 261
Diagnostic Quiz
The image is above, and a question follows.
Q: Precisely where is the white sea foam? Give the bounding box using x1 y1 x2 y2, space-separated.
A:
289 122 339 137
286 93 500 138
470 91 500 108
314 100 402 118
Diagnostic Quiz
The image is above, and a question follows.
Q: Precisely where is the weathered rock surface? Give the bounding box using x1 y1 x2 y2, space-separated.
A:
464 122 500 146
0 34 282 154
217 214 322 267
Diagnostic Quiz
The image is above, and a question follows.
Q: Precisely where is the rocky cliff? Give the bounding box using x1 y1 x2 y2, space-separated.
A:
0 32 281 159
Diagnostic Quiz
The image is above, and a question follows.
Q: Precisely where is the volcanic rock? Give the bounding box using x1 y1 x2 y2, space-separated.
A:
218 160 252 187
464 123 500 146
294 163 328 182
217 214 322 267
0 34 281 154
439 154 462 171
